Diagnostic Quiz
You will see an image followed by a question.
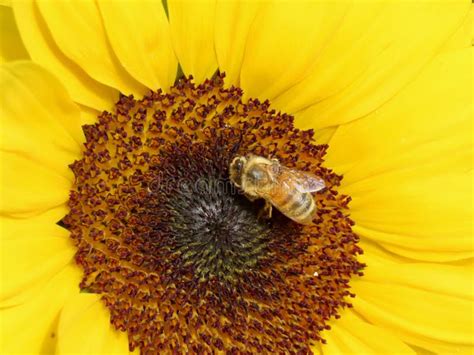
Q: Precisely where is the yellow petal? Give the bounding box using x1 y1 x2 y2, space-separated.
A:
168 0 218 83
79 104 101 126
471 5 474 45
381 243 474 263
0 263 81 354
239 0 350 101
321 322 370 354
0 207 70 309
98 0 177 91
12 0 118 110
1 232 75 305
36 0 146 96
360 242 473 300
282 1 469 128
313 127 338 146
0 151 71 216
439 5 472 52
323 48 472 257
214 0 265 87
352 280 474 346
1 206 67 241
359 231 473 263
0 4 29 63
1 61 82 178
388 329 474 355
347 171 472 253
320 309 415 354
327 48 471 180
55 293 130 354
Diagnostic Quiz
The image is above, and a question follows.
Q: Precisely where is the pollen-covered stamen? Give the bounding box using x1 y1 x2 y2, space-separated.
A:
64 73 364 354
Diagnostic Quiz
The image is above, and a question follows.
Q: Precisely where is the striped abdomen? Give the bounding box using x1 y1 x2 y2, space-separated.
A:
269 189 316 225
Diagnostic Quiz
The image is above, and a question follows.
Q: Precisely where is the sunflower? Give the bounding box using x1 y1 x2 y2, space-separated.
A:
1 0 472 354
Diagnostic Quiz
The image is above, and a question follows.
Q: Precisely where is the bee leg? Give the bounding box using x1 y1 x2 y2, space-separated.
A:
244 193 258 202
258 201 273 220
264 201 272 218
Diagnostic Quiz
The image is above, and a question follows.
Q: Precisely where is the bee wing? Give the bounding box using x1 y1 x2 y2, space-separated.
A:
279 166 326 193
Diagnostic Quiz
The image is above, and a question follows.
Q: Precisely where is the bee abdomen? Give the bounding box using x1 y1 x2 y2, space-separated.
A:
295 195 316 224
278 192 316 224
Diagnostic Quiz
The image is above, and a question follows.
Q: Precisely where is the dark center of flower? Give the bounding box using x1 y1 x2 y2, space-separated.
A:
164 175 272 281
64 73 364 354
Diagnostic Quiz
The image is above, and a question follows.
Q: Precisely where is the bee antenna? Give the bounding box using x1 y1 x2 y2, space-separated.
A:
214 132 228 153
233 119 259 155
229 130 243 157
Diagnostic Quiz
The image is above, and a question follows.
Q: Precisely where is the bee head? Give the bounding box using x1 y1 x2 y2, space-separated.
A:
229 155 247 187
246 164 272 188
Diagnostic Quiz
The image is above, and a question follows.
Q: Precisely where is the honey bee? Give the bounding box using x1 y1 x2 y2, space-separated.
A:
229 154 325 225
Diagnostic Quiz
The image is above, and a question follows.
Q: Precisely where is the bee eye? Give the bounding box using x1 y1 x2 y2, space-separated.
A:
230 158 245 187
234 159 243 172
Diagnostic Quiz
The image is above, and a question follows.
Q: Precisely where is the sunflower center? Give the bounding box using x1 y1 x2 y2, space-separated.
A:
144 146 275 282
64 73 364 354
165 176 271 280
